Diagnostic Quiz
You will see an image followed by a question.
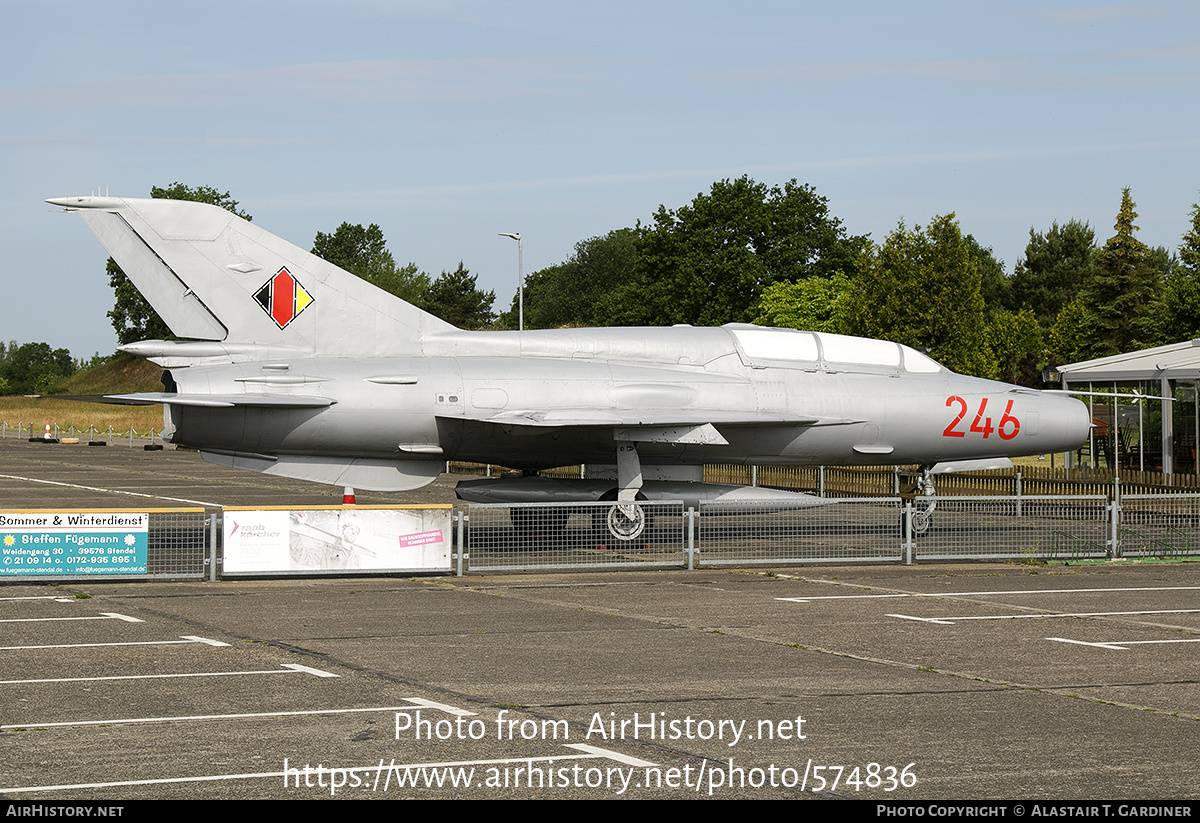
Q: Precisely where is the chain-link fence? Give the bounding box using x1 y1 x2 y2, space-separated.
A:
1118 493 1200 559
12 495 1199 581
463 501 688 571
903 495 1111 562
696 498 903 566
457 494 1146 572
146 510 210 578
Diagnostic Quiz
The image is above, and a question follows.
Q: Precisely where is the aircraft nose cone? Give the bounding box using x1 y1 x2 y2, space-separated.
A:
1042 393 1091 453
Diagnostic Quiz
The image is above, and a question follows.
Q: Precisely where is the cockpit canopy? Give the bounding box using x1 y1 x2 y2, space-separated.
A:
729 327 944 374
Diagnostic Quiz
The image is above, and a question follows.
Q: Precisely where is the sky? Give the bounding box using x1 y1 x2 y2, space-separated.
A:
3 1 1199 358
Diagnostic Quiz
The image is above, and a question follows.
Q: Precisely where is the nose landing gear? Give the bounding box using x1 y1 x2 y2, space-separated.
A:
902 465 937 536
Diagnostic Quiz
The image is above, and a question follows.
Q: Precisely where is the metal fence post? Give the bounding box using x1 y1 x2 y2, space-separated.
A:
818 466 825 498
1111 480 1122 559
208 512 220 582
903 500 914 565
686 507 696 570
1015 471 1023 518
456 509 466 576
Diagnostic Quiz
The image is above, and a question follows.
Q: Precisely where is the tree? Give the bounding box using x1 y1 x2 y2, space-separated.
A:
965 235 1009 318
107 184 251 345
985 308 1044 387
1047 295 1091 365
1165 197 1200 339
424 263 495 329
752 273 851 333
845 214 991 376
1009 219 1096 330
498 229 640 329
1075 188 1165 358
613 177 868 326
0 342 75 395
311 222 430 305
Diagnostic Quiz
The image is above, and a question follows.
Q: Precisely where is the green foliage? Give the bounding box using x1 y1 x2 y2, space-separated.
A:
107 257 172 345
1010 219 1096 330
0 342 75 395
1075 188 1165 358
425 263 495 329
965 235 1009 318
53 352 163 395
614 176 867 326
752 273 850 333
1047 295 1091 364
108 183 251 346
985 308 1044 387
845 214 991 376
499 229 640 329
311 222 431 305
1165 198 1200 340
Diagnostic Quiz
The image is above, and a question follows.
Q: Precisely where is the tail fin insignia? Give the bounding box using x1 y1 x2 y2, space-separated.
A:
254 267 313 330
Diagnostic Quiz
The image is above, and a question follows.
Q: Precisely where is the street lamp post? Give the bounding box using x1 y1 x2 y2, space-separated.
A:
498 232 523 331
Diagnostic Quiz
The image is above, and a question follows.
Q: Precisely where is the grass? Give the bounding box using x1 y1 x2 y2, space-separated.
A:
0 354 165 434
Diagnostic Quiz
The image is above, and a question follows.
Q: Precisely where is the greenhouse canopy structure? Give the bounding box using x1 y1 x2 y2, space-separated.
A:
1057 339 1200 474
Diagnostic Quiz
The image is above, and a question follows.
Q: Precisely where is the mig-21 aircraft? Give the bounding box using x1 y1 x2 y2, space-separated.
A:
47 195 1090 538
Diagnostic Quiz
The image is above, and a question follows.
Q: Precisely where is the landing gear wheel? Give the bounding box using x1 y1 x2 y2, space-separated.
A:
902 465 937 537
910 500 935 535
606 503 646 541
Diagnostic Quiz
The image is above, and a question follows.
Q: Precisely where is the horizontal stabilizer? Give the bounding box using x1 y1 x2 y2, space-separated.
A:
99 392 335 408
931 458 1014 474
202 452 443 491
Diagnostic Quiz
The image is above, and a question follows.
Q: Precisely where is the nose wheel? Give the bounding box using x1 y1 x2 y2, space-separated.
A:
606 502 647 541
903 465 937 536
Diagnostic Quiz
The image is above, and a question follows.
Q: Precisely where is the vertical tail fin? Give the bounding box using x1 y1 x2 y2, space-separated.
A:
48 196 455 354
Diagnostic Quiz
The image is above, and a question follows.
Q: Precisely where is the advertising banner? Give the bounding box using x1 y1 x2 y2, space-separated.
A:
0 512 149 576
223 507 452 574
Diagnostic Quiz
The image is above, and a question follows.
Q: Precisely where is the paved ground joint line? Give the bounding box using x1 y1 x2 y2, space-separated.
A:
0 473 220 508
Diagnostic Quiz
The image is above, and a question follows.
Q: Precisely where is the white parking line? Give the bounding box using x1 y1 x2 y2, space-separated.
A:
0 745 656 794
0 662 338 685
1048 637 1200 650
0 612 144 623
0 596 76 602
2 702 466 731
565 744 656 767
779 585 1200 603
0 635 229 651
889 609 1200 625
0 473 220 508
403 697 479 716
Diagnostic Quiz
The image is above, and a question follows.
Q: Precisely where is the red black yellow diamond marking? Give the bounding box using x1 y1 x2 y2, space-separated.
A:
254 267 313 329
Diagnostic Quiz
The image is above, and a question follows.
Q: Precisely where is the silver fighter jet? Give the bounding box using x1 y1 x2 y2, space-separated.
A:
48 195 1090 531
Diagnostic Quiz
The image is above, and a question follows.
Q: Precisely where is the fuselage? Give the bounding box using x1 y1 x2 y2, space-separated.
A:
161 325 1091 472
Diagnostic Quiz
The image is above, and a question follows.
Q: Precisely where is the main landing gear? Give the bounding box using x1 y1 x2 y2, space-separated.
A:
901 465 937 536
